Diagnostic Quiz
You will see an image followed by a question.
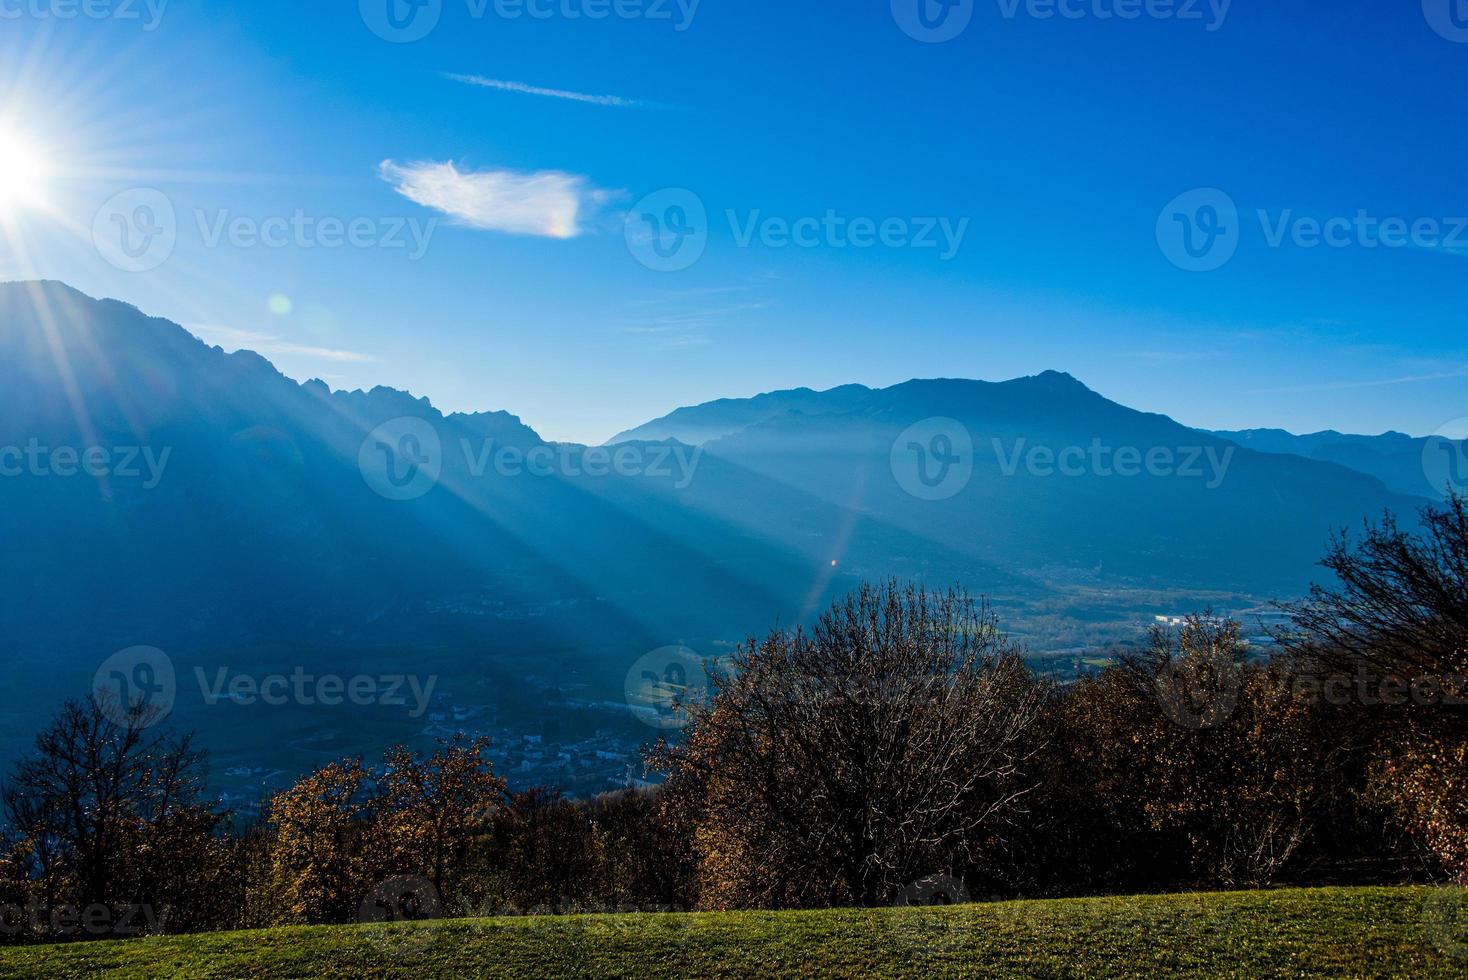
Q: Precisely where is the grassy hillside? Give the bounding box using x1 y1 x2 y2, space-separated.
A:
1 886 1463 979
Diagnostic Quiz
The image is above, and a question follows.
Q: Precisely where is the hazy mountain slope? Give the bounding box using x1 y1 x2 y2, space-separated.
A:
606 384 874 446
0 283 1033 675
3 281 1441 787
0 285 781 654
0 281 1433 688
1211 427 1458 501
637 373 1429 594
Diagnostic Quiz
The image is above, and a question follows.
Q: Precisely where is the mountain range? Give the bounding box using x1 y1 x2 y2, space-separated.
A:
610 372 1438 593
615 382 1456 502
1206 427 1456 502
0 280 1451 757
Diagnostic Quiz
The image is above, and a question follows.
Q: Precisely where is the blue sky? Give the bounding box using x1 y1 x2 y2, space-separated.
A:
1 0 1465 444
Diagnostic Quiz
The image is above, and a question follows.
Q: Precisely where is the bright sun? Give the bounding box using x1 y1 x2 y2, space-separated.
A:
0 126 48 213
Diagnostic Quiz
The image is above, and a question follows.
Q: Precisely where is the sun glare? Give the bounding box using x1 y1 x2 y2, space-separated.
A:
0 125 48 213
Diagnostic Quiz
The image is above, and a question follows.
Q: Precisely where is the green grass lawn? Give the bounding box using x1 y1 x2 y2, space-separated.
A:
2 886 1464 979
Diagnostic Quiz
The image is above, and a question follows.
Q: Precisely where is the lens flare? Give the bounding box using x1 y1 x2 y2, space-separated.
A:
0 125 48 212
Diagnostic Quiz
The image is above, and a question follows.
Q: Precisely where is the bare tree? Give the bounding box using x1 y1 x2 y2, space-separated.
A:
1282 493 1468 878
2 697 206 926
654 581 1047 908
1283 492 1468 716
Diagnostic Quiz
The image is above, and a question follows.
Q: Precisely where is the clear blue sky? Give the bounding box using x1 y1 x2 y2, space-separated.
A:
1 1 1464 444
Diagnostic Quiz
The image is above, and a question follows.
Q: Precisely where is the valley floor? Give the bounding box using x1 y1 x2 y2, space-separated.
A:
1 886 1462 978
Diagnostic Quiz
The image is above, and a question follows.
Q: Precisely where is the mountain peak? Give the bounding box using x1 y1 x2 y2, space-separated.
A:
1030 369 1089 389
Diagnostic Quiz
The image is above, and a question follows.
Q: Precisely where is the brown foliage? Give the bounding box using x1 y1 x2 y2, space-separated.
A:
652 581 1048 908
1016 619 1344 892
1 698 217 939
1284 492 1468 877
377 736 507 898
265 759 374 924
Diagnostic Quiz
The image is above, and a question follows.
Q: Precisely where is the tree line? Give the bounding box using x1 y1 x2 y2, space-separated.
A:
2 493 1465 943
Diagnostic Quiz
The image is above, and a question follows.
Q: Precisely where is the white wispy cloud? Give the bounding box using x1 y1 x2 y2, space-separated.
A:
623 295 768 348
380 160 603 239
189 325 374 363
444 73 643 108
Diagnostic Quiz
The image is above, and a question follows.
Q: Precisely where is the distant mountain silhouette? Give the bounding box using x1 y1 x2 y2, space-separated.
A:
0 282 1433 708
0 283 1022 677
1210 428 1457 501
619 372 1431 593
608 384 873 446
